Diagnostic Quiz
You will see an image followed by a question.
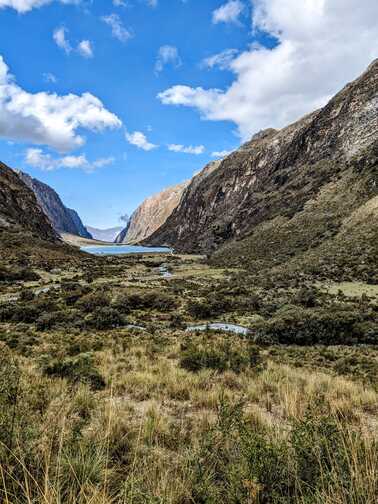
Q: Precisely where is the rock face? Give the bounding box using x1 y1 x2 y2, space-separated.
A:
18 172 92 239
116 181 190 244
0 162 58 241
144 60 378 264
86 226 123 242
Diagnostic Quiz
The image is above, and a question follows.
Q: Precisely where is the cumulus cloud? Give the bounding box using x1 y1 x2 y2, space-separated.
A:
25 148 115 173
102 13 132 43
77 40 93 58
159 0 378 140
125 131 157 151
0 0 79 13
202 48 239 70
212 0 244 24
168 144 205 155
155 45 182 74
0 55 121 152
53 27 72 54
54 28 94 59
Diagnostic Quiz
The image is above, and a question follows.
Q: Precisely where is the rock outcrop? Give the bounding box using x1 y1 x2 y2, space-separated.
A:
0 162 58 241
144 60 378 269
116 180 189 244
18 172 92 239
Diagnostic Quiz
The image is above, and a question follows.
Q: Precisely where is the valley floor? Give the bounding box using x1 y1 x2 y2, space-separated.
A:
0 251 377 503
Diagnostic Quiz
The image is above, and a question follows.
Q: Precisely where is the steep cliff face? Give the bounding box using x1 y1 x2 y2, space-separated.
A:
116 180 189 244
145 60 378 265
18 172 92 239
0 162 58 241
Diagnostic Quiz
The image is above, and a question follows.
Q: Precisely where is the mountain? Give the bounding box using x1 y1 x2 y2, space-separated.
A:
86 226 123 242
0 162 57 241
144 60 378 281
115 180 190 244
18 172 92 239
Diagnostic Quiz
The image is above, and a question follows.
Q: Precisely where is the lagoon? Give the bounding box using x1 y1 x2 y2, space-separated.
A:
81 245 172 256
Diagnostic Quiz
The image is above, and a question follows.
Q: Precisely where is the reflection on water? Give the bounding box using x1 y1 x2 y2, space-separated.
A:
186 323 250 336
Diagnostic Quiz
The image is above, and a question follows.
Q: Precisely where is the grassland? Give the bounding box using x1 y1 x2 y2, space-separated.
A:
0 249 377 503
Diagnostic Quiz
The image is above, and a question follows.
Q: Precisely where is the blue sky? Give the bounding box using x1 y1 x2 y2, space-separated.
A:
0 0 377 228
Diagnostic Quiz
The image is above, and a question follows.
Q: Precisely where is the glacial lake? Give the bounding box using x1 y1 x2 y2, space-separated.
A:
80 245 172 256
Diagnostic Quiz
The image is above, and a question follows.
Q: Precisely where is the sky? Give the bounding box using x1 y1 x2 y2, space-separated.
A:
0 0 377 228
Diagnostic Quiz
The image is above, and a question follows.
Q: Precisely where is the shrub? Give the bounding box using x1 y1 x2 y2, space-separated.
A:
253 307 377 345
77 292 110 313
86 307 124 330
114 291 177 312
0 267 40 283
187 295 232 319
35 311 65 331
180 339 265 374
41 352 105 390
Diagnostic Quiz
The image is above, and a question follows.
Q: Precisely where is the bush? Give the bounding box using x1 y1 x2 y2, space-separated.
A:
35 311 65 331
41 352 105 390
180 339 265 374
114 291 177 312
253 307 377 345
0 267 40 283
187 295 232 319
77 292 110 313
86 307 124 330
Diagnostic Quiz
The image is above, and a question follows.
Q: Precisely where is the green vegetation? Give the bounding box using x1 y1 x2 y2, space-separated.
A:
0 250 377 503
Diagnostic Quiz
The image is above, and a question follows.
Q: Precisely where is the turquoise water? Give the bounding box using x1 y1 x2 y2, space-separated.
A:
81 245 172 256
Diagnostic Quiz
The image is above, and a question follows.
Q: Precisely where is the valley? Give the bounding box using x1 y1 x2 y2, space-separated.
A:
0 57 377 503
0 246 377 502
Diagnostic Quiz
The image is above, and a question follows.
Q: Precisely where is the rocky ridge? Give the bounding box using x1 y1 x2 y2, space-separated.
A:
18 172 92 239
0 162 58 241
116 180 190 244
143 59 378 275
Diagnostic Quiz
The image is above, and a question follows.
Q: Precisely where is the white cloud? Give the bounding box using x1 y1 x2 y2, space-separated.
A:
0 0 79 13
212 0 244 24
102 13 132 43
202 48 238 70
160 0 378 140
146 0 157 7
77 40 93 58
25 148 115 173
212 150 231 158
54 28 94 59
53 27 72 54
125 131 157 151
43 72 57 83
155 45 182 74
0 55 121 152
168 144 205 155
113 0 127 6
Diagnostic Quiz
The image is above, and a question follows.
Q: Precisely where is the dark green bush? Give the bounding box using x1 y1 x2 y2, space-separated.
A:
0 267 40 283
77 292 110 313
35 311 66 331
41 352 105 390
114 291 177 312
86 307 124 330
180 339 265 374
253 307 377 345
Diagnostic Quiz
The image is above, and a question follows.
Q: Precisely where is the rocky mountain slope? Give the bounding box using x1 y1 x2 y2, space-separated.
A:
86 226 123 242
0 162 58 241
18 172 92 239
116 180 189 244
144 60 378 280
